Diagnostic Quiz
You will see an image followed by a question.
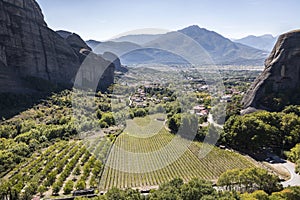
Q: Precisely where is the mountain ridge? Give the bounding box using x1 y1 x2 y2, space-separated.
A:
88 25 268 66
234 34 277 51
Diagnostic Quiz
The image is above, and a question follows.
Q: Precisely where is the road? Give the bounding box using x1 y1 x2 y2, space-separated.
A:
207 113 224 129
281 161 300 187
207 113 300 187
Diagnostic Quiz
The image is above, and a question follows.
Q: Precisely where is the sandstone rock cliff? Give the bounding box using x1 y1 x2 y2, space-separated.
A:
241 30 300 114
0 0 114 93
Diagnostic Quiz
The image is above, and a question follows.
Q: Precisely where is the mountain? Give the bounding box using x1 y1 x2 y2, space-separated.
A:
234 34 277 51
86 40 141 56
177 25 267 65
90 25 268 65
119 25 268 65
112 34 163 45
120 48 189 65
241 30 300 114
86 39 188 65
0 0 115 116
0 0 115 93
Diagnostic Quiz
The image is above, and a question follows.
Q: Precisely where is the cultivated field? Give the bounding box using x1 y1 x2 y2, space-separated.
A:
4 135 112 197
99 115 256 191
3 115 257 196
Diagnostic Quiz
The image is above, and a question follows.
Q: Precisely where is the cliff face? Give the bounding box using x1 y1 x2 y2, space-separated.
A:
0 0 114 93
102 52 128 73
242 30 300 114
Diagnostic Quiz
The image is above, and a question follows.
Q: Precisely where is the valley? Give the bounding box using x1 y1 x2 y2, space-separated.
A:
0 64 291 199
1 0 300 199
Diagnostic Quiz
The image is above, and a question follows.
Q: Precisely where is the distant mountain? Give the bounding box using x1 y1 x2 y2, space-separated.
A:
88 25 268 66
139 25 267 65
86 39 187 65
86 40 141 56
112 34 163 45
120 48 189 65
234 34 277 51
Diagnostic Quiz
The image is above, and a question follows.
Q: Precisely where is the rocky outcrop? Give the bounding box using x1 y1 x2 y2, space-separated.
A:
57 30 92 54
102 52 128 73
0 0 114 93
241 30 300 114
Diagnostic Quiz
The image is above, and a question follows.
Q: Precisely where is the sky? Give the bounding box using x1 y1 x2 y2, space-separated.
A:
36 0 300 41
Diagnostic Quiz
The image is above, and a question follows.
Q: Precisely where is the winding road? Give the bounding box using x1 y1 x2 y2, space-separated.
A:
281 161 300 187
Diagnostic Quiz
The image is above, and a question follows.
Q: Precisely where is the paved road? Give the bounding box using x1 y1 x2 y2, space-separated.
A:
207 114 224 129
281 161 300 187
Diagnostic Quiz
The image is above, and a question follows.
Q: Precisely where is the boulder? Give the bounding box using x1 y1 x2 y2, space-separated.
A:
241 30 300 114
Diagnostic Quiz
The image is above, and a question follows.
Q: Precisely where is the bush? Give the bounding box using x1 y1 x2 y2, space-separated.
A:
52 182 61 195
76 180 86 190
133 108 147 117
64 180 74 194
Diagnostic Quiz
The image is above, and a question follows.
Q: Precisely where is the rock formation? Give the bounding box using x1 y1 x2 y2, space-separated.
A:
241 30 300 114
102 52 128 73
0 0 114 93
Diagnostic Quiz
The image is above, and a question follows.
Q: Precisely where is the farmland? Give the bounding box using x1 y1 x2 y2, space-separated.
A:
99 115 256 191
2 136 112 198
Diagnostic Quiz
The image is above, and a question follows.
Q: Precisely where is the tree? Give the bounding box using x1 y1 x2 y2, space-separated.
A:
168 116 180 133
64 180 74 194
134 108 147 117
150 178 184 200
74 166 81 176
124 188 142 200
37 185 47 197
180 178 215 200
52 182 60 195
287 144 300 174
100 113 115 127
217 168 282 194
46 171 57 186
269 186 300 200
168 114 181 133
106 187 125 200
240 190 269 200
76 180 86 190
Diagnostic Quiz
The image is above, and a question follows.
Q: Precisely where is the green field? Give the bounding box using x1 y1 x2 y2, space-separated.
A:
3 136 112 197
3 115 257 197
99 115 256 191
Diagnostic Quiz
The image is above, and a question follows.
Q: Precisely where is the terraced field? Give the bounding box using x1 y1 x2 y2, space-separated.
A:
99 115 256 190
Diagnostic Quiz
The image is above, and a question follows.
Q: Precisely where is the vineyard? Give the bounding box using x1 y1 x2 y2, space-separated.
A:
2 135 112 198
1 114 259 197
99 115 257 191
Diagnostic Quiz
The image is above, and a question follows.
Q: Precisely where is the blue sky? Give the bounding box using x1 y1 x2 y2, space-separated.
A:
36 0 300 41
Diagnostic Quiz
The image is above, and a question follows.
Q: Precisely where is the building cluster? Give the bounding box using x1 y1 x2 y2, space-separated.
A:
129 84 171 109
192 105 209 116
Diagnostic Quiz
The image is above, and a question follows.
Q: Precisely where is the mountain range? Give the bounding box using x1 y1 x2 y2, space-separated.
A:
112 34 163 45
234 34 277 52
87 25 269 66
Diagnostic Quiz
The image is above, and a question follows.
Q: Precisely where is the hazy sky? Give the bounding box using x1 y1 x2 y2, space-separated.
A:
36 0 300 41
